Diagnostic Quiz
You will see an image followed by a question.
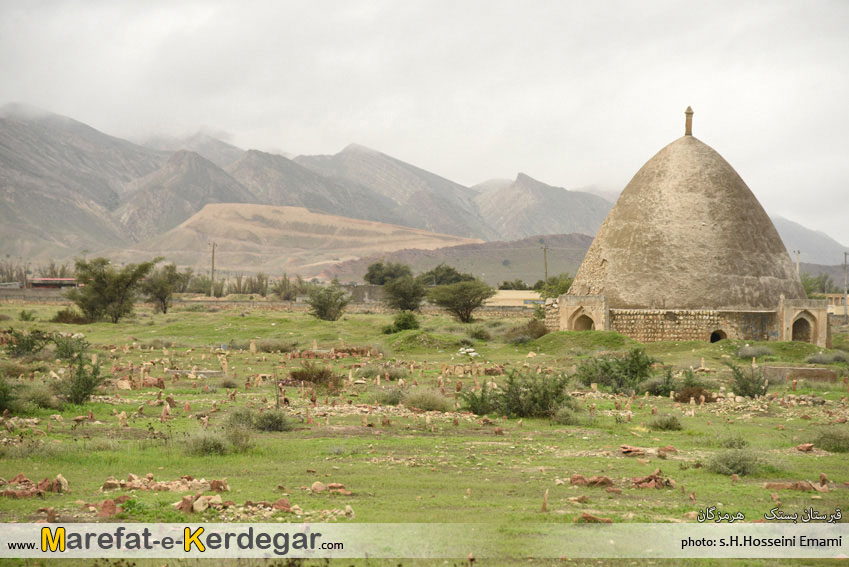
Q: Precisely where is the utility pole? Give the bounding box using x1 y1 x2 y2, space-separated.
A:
209 242 217 297
844 251 848 319
793 250 800 276
542 245 549 282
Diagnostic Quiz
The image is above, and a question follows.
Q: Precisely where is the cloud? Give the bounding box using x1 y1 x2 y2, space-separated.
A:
1 0 848 248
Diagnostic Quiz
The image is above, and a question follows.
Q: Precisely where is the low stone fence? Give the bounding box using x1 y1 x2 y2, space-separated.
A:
762 366 840 383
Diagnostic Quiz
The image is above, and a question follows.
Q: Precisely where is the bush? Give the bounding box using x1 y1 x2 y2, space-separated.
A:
736 345 774 359
427 280 495 323
552 406 581 425
383 311 420 334
66 257 156 323
290 361 341 391
0 314 9 322
50 307 89 324
0 374 17 413
718 435 749 449
401 390 452 412
3 328 51 357
724 362 768 398
649 415 683 431
460 382 500 415
16 383 63 411
220 378 238 389
640 369 677 397
56 357 105 405
708 449 761 476
504 319 549 343
307 283 350 321
384 276 426 311
498 371 573 418
674 386 715 404
467 326 491 341
18 309 36 321
806 352 849 364
185 432 229 456
225 426 254 453
52 334 90 361
814 429 849 453
254 410 293 432
575 347 656 394
374 387 405 406
254 339 298 353
226 407 256 429
0 360 27 378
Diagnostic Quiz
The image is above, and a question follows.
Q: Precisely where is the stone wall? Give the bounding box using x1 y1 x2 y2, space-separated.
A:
607 309 778 342
544 299 560 332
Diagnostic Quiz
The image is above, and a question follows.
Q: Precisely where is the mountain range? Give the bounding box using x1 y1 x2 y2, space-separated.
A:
1 103 845 280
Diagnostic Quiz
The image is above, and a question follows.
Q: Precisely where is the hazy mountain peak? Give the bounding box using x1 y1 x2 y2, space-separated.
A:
340 142 380 155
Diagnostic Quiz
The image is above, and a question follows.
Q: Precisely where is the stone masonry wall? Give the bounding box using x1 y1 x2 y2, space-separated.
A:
609 309 777 342
544 299 560 332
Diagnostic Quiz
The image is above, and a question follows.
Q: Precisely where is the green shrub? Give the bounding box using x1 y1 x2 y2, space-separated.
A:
0 374 17 413
289 361 341 390
814 429 849 453
498 371 573 418
50 307 89 324
220 378 238 389
504 319 549 343
401 389 452 412
649 414 682 431
52 334 90 361
576 347 656 394
0 314 10 322
680 368 704 389
0 360 27 378
708 449 761 475
460 382 500 415
307 284 350 321
806 352 849 364
16 383 63 411
225 426 254 453
18 310 36 321
354 366 381 380
718 434 749 449
552 406 581 425
254 410 293 432
724 361 768 398
185 432 229 456
56 357 105 405
674 386 715 404
736 345 774 359
374 387 406 406
640 369 676 397
226 407 256 429
3 328 51 357
254 339 298 353
383 311 421 334
467 326 491 341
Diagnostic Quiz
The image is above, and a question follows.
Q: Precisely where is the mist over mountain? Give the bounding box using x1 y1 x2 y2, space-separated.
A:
0 104 845 280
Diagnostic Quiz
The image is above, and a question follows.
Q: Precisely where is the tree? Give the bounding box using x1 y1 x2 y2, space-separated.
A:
417 263 475 286
307 283 351 321
428 280 495 323
142 263 185 314
66 257 156 323
383 275 426 311
498 279 530 290
364 261 413 285
800 272 839 297
538 273 574 299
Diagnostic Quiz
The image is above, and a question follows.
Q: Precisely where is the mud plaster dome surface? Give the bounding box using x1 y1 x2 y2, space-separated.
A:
569 131 805 310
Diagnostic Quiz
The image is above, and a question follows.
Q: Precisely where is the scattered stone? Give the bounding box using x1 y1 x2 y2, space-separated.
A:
311 481 327 493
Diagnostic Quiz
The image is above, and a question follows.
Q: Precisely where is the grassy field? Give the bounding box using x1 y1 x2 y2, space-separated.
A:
1 300 848 567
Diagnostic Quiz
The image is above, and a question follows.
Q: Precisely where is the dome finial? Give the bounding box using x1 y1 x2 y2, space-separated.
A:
685 106 694 136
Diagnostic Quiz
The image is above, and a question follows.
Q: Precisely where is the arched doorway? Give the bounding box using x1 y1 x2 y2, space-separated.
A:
709 330 727 343
573 314 595 331
792 317 812 343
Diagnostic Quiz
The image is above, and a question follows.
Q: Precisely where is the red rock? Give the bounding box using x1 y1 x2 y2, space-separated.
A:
587 476 613 487
175 495 194 514
570 474 588 486
327 483 346 489
211 479 229 492
10 474 30 484
98 499 118 518
605 487 622 494
575 513 612 524
272 497 291 511
37 478 52 492
620 445 645 456
796 443 815 452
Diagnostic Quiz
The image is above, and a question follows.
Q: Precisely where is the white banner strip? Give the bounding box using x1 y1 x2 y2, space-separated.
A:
0 522 847 559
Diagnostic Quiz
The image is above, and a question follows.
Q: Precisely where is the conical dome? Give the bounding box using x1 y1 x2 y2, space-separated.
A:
569 114 805 310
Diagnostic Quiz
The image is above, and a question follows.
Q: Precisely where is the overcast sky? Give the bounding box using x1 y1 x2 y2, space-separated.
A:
2 0 848 247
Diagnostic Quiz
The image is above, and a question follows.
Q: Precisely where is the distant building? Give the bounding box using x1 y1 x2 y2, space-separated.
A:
28 278 78 289
485 290 543 308
547 108 829 346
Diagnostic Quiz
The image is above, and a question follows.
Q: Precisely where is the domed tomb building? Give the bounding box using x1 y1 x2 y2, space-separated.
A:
547 108 829 346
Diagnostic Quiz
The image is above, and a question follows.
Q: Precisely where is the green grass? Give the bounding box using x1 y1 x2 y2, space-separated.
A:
2 300 849 566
